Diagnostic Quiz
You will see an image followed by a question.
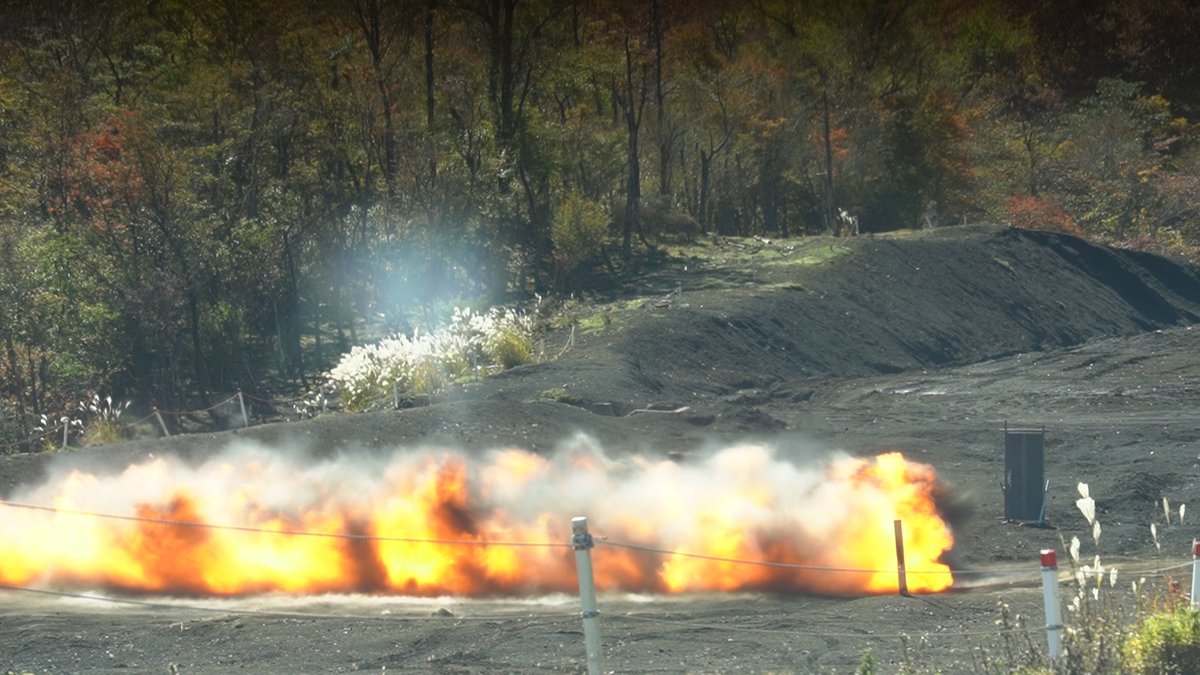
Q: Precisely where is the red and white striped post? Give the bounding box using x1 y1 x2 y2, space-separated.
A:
571 516 603 675
1040 548 1063 662
1191 540 1200 607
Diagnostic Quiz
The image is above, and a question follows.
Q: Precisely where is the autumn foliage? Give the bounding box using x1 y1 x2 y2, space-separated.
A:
0 0 1198 436
1006 194 1084 236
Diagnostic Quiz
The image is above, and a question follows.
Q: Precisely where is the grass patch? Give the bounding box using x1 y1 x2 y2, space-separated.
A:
669 236 850 266
1124 607 1200 674
763 243 852 267
551 297 657 337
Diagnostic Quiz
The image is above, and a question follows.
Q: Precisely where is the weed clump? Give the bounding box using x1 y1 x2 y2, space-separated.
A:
1124 607 1200 674
327 306 534 410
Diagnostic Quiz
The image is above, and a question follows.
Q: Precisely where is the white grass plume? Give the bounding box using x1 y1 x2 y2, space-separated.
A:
1076 482 1095 526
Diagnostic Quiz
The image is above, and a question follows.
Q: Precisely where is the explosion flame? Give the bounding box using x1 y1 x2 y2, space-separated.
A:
0 437 955 597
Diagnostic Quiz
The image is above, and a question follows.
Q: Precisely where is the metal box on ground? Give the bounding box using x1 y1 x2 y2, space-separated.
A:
1004 423 1047 523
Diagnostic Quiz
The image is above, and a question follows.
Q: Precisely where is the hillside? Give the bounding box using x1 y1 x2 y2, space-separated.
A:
494 225 1200 408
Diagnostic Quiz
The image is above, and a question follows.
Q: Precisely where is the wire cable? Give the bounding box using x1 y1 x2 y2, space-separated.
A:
241 391 314 405
0 421 63 451
154 393 241 416
608 612 1042 640
7 499 1180 581
597 537 981 576
0 499 570 549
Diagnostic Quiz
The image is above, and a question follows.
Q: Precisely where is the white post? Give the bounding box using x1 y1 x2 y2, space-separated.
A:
61 418 69 450
1191 540 1200 607
154 406 170 437
237 389 249 428
392 379 400 409
1040 548 1063 662
1038 479 1050 525
572 516 603 675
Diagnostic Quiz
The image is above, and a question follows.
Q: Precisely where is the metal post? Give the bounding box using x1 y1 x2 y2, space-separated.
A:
1040 548 1063 662
154 406 170 437
1191 540 1200 607
894 519 908 596
61 418 69 450
237 389 249 428
393 379 400 409
1038 479 1050 525
572 516 603 675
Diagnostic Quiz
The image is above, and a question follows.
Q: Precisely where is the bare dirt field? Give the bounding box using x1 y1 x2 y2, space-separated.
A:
3 225 1200 673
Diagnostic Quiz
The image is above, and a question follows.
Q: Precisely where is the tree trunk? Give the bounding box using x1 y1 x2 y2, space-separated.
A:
497 0 517 150
425 0 436 129
281 229 308 388
624 127 641 254
425 0 437 187
653 0 671 196
622 35 645 256
185 290 217 424
355 0 399 211
822 84 836 235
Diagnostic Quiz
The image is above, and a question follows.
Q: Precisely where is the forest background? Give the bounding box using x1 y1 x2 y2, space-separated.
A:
1 0 1198 446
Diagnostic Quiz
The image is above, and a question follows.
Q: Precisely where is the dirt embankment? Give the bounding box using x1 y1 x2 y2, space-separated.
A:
466 226 1200 430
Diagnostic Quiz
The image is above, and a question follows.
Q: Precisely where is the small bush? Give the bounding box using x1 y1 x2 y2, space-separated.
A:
486 325 533 369
552 191 609 279
1124 607 1200 674
79 394 130 445
327 305 534 410
855 647 876 675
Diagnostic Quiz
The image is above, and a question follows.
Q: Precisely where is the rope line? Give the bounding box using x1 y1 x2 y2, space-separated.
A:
0 500 569 549
1 500 1189 580
607 612 1042 640
2 411 163 452
241 391 314 405
1063 559 1193 577
154 393 241 416
1135 560 1194 575
597 537 992 576
0 421 64 451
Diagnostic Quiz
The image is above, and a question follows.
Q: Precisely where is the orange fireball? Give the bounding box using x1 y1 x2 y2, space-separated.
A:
0 440 954 597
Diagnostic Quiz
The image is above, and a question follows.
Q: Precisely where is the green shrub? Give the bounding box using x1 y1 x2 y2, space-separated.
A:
1124 607 1200 674
855 648 877 675
552 191 609 278
486 325 533 369
82 418 124 446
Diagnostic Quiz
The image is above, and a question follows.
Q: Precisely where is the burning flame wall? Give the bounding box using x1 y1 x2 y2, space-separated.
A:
0 436 955 597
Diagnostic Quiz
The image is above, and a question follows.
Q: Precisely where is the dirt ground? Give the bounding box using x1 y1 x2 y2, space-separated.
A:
3 225 1200 673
